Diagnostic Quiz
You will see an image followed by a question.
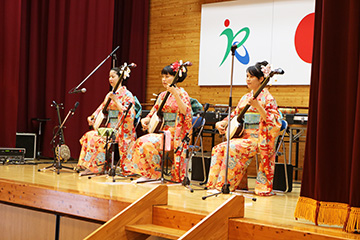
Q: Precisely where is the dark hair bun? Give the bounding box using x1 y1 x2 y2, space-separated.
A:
161 65 188 83
246 60 269 79
255 61 269 71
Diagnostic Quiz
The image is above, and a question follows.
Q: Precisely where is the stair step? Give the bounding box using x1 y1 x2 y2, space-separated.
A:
125 223 187 239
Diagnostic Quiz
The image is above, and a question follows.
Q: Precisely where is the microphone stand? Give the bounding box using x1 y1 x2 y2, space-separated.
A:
38 101 79 174
68 46 119 94
202 46 256 201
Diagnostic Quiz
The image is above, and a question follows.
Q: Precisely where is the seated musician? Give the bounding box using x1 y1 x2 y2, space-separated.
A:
123 61 192 182
76 67 136 176
207 61 282 196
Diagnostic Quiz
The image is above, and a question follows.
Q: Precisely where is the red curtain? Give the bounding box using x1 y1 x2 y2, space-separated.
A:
0 0 22 149
0 0 148 159
295 0 360 232
113 0 149 103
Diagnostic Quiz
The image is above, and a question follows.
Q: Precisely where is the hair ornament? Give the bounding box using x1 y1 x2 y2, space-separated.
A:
119 62 131 79
170 61 181 73
261 64 272 78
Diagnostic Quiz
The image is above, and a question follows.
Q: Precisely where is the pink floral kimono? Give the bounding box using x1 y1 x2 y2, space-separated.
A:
123 87 192 182
207 88 281 196
77 86 136 173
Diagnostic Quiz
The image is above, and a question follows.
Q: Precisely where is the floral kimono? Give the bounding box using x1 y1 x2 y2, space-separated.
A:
77 86 136 173
207 88 281 196
123 87 192 182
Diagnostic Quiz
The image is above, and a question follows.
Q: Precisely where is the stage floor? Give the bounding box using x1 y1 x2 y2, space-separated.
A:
0 161 359 239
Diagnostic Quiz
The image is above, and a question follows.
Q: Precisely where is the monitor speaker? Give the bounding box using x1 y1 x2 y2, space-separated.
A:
190 156 211 182
273 163 293 192
16 133 36 160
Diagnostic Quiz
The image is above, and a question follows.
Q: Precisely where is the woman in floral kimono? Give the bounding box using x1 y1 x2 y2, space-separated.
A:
123 61 192 182
207 61 281 196
76 67 136 175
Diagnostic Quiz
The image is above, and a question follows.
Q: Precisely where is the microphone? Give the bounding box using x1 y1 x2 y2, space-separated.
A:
231 44 238 55
71 102 80 115
71 88 87 94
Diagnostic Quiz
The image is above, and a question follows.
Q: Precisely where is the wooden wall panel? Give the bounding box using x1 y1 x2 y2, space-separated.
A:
60 217 102 240
147 0 309 181
147 0 310 109
0 203 55 240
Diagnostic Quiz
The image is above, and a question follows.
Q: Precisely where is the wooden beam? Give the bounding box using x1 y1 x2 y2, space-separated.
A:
0 179 129 221
179 195 244 240
85 185 168 240
228 220 345 240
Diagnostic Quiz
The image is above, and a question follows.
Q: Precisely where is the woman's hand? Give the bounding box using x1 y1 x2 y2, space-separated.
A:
108 92 118 101
248 97 261 110
215 121 227 135
141 117 150 130
166 85 188 115
166 84 180 96
248 97 267 121
87 116 95 126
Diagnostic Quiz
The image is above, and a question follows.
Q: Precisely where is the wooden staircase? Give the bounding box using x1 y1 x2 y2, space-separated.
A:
85 185 244 240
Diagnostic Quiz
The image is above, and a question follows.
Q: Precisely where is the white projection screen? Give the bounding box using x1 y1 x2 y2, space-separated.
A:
198 0 315 86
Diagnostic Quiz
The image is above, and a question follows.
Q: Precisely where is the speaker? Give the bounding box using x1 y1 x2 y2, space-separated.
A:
273 163 293 192
16 133 36 160
190 156 211 182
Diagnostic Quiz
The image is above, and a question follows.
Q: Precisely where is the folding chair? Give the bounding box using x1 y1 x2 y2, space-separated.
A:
272 119 292 192
187 116 207 185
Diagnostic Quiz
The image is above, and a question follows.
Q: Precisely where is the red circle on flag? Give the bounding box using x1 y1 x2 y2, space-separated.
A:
294 13 315 64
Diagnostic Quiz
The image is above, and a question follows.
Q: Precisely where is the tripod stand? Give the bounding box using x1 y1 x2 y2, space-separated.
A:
38 101 79 174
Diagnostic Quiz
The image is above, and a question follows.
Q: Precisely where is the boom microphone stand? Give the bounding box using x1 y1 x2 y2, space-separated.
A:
38 101 79 174
202 45 256 201
68 46 119 94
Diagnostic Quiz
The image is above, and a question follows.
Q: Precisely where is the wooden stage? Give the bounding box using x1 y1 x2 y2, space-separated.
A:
0 162 359 240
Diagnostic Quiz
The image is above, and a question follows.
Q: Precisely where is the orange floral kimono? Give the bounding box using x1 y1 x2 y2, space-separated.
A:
123 87 192 182
207 88 281 196
77 86 136 173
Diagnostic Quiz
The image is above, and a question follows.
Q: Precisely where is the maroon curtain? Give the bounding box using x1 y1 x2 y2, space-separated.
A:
0 0 149 159
295 0 360 232
112 0 148 103
0 0 22 149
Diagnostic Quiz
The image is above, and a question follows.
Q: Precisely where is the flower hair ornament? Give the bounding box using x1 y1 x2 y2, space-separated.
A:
171 60 187 77
170 61 181 73
261 63 272 78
